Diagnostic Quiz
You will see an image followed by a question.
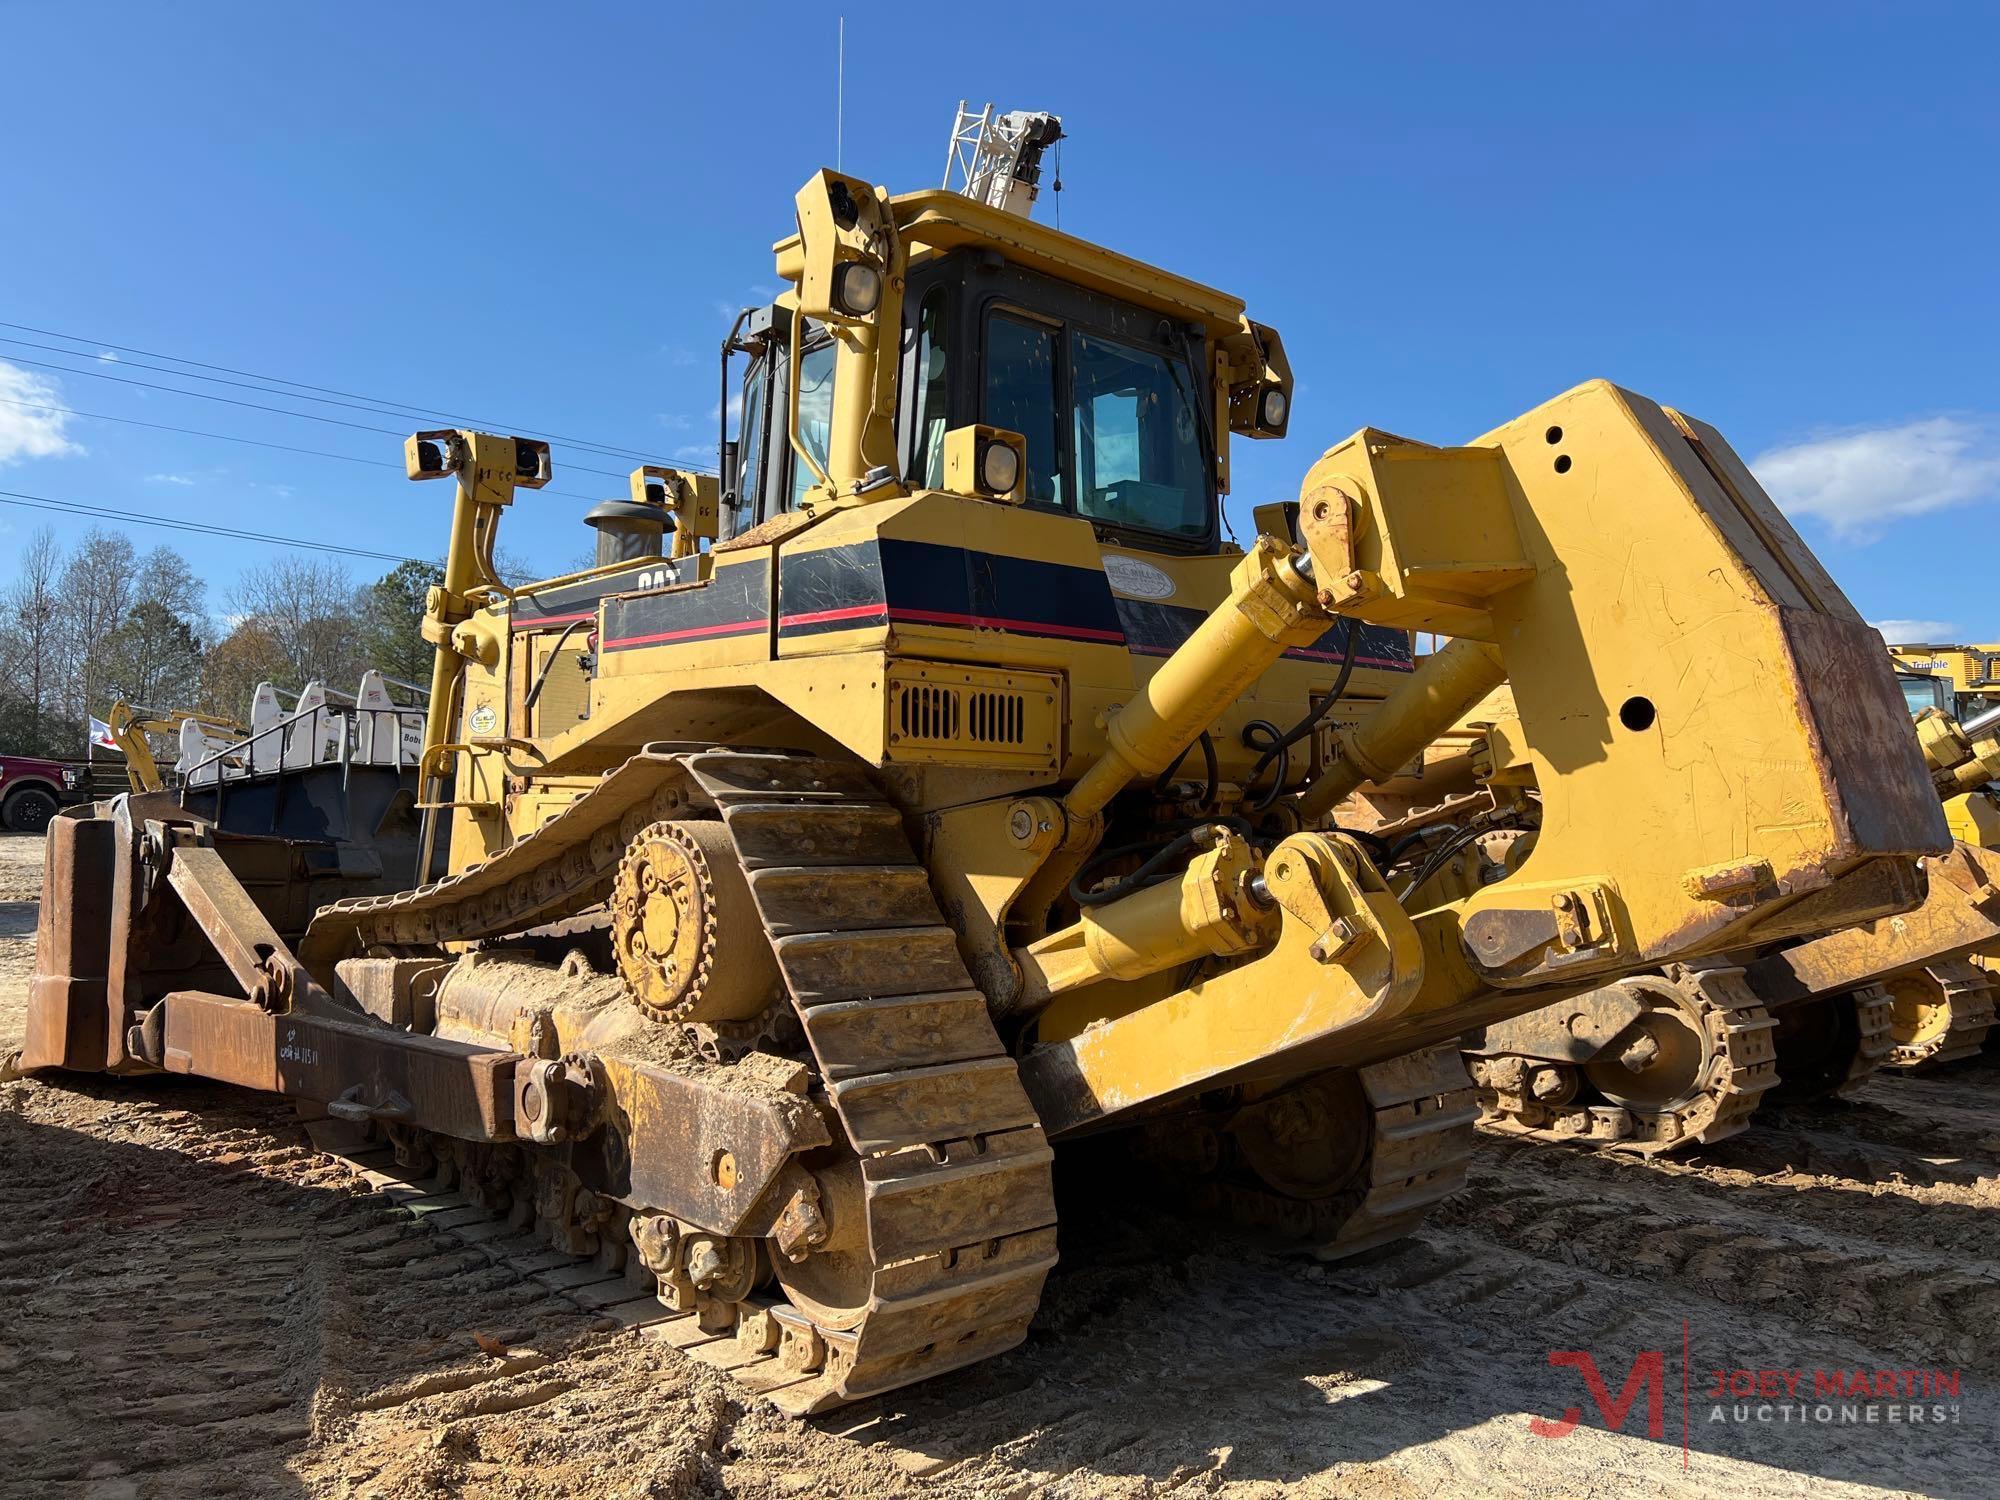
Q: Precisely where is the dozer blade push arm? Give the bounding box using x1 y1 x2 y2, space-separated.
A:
1021 381 1947 1136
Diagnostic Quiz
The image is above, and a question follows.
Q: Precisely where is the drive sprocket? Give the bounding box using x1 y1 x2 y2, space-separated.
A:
611 818 777 1024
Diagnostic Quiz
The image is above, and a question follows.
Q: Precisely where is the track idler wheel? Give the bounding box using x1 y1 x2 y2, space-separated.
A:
768 1156 872 1334
1473 967 1777 1154
1134 1048 1478 1259
1883 961 1997 1071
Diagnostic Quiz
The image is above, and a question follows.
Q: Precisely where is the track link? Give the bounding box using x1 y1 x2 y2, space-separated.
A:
687 752 1058 1412
1140 1046 1479 1257
306 749 1057 1415
1834 982 1898 1094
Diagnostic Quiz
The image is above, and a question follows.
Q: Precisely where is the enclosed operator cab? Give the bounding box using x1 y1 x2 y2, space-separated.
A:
721 248 1238 558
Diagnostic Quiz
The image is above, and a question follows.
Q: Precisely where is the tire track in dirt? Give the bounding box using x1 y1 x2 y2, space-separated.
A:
5 818 1999 1500
1440 1121 2000 1377
0 1079 610 1499
0 1071 931 1500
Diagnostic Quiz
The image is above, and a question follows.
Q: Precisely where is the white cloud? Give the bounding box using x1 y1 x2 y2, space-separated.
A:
673 442 716 464
708 392 743 423
1753 416 2000 543
1870 618 1962 644
146 472 196 486
97 350 119 363
0 360 83 465
712 286 782 322
656 411 693 431
665 346 699 369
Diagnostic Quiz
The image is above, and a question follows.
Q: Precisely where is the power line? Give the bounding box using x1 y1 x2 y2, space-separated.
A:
0 395 393 470
0 352 667 483
0 335 460 433
0 332 681 470
0 395 640 506
0 319 719 474
0 486 418 564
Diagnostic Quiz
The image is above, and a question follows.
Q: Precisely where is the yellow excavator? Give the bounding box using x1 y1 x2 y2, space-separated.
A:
101 700 245 794
22 107 1946 1412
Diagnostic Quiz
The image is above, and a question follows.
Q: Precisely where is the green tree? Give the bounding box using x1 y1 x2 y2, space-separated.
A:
360 559 444 687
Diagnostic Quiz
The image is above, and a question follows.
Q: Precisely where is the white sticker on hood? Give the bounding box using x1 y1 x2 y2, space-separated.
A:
1101 554 1176 601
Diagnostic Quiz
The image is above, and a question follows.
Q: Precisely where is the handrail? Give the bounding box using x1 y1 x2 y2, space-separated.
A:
185 698 427 782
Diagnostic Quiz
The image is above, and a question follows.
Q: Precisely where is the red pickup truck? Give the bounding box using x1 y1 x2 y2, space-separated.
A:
0 753 89 833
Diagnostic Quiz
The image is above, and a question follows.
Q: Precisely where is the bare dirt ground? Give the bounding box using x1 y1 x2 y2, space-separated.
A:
1 826 1995 1499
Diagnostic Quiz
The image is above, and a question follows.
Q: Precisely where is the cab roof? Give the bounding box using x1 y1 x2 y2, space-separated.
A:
772 187 1248 338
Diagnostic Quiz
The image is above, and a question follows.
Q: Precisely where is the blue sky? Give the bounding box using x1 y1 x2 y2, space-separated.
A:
1 2 1995 639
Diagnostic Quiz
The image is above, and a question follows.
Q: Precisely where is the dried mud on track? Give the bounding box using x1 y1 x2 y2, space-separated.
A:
1 828 1996 1499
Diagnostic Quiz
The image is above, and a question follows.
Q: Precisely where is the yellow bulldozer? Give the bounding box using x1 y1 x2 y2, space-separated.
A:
20 109 1949 1411
1890 641 2000 723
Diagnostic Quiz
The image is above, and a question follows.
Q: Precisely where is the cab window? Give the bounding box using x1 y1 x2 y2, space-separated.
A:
909 287 950 489
981 304 1210 542
732 355 768 535
983 314 1064 506
1071 330 1207 539
789 340 837 511
1900 675 1949 717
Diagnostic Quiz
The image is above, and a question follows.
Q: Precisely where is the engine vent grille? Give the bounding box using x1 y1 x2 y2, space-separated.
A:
967 690 1026 745
899 684 962 742
884 664 1060 770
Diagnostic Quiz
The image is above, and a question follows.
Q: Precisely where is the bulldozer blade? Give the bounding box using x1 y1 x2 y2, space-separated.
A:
21 814 117 1072
1744 842 2000 1006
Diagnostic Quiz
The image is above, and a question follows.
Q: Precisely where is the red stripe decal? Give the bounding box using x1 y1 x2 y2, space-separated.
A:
887 606 1126 643
603 618 766 648
779 603 889 628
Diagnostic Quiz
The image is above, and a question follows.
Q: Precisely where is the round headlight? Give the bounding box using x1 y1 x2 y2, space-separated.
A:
980 440 1021 495
833 261 882 317
1260 386 1289 429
